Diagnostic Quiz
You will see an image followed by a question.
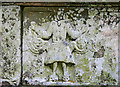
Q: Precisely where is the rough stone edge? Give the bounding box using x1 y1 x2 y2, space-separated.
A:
0 2 119 87
0 1 1 86
0 0 120 2
0 5 21 86
118 9 120 86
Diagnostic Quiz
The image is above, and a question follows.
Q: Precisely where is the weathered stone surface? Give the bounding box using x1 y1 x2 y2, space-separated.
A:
0 5 2 86
0 6 21 86
23 7 119 85
1 0 120 2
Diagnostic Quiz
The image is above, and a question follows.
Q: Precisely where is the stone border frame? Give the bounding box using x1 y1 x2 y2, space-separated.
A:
1 2 120 7
1 2 120 86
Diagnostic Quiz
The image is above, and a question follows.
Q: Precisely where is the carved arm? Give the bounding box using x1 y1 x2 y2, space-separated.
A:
30 21 52 39
66 23 80 39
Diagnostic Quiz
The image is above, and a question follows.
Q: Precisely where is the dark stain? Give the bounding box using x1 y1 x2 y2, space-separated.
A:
45 49 48 52
76 75 82 83
103 14 107 19
13 36 15 39
2 81 11 86
2 18 7 24
24 80 29 85
36 45 39 47
89 24 91 27
83 21 86 24
80 9 89 20
99 70 117 84
40 64 42 66
3 56 8 60
59 36 62 40
9 18 16 20
38 49 44 55
10 35 15 40
109 58 112 67
3 69 7 72
7 60 11 65
92 63 96 69
108 20 111 25
6 44 9 47
34 55 37 57
40 72 42 74
93 46 105 58
5 29 8 32
37 59 42 63
6 38 8 42
70 55 72 58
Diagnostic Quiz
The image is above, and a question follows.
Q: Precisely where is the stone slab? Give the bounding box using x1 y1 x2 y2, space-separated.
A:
0 6 21 86
0 0 120 2
23 7 119 85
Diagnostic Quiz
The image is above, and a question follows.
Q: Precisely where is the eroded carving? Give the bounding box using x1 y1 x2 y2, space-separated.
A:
23 7 119 85
28 20 83 82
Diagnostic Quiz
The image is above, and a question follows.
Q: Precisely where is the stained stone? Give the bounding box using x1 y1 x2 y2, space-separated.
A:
0 5 2 86
0 3 119 86
23 7 119 85
0 6 21 86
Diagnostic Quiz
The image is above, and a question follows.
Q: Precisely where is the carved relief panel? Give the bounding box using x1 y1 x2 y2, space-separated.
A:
23 7 119 85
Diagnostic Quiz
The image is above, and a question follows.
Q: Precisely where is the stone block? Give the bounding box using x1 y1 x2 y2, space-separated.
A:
23 7 119 85
0 6 21 86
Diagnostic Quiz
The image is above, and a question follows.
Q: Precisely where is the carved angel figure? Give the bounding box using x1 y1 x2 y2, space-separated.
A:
29 19 83 82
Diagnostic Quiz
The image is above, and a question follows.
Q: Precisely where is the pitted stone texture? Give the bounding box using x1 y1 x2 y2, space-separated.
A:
74 8 119 85
0 6 21 86
23 7 119 85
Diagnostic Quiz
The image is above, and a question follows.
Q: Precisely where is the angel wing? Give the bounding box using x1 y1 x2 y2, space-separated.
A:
27 22 49 54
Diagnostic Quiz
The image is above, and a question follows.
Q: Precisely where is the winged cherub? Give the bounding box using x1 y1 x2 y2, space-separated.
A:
29 19 83 82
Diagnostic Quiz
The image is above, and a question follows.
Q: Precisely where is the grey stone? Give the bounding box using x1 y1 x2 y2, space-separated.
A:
0 6 21 86
23 7 119 85
0 0 120 2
